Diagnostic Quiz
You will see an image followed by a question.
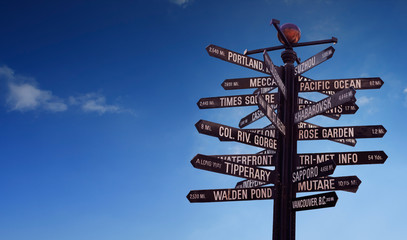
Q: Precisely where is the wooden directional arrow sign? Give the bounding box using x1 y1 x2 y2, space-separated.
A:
263 50 287 98
298 97 340 120
197 93 278 109
296 176 362 193
292 160 336 183
206 44 271 74
298 122 357 147
210 154 275 166
221 126 278 141
257 93 286 135
187 186 276 203
292 192 338 211
294 87 356 123
295 46 335 75
236 179 267 189
299 77 384 92
297 151 388 167
297 125 387 140
191 154 278 183
239 97 358 129
222 76 278 90
195 120 278 150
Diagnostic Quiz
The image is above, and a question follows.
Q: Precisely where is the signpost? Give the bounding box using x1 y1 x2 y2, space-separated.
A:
296 176 362 193
297 125 387 140
291 160 336 183
198 93 278 109
295 46 335 75
299 77 384 92
294 87 356 123
187 186 276 203
257 93 286 135
292 192 338 211
189 18 387 240
195 119 278 150
264 50 287 98
191 154 278 184
210 153 275 166
297 151 388 166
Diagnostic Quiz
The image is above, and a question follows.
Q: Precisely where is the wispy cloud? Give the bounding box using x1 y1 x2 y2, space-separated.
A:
170 0 192 7
69 93 131 115
357 96 374 106
0 65 133 115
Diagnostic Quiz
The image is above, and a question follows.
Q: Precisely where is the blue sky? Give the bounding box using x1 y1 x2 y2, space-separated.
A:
0 0 406 239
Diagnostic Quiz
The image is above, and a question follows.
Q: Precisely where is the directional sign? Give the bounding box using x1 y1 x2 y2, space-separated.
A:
292 160 336 183
298 122 357 147
297 151 388 167
197 93 278 109
220 127 278 141
195 120 278 150
299 77 384 92
236 179 267 189
298 75 335 96
297 125 387 140
296 176 362 193
298 97 340 120
239 97 357 129
263 50 287 98
257 93 286 135
292 192 338 211
187 186 276 203
191 154 278 183
222 76 278 90
210 154 275 166
295 46 335 75
294 87 356 123
206 44 271 74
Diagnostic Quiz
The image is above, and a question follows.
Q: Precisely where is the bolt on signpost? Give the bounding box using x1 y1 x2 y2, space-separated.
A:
187 18 387 240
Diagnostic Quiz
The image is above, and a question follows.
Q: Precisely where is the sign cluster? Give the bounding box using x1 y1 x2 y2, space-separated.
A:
187 33 387 236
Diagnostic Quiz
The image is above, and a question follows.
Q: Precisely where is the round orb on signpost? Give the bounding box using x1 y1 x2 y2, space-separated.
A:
277 23 301 44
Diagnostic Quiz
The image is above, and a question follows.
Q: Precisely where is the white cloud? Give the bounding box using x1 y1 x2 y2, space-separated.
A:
403 88 407 94
0 66 68 113
170 0 191 7
69 93 123 115
357 96 374 106
0 65 133 116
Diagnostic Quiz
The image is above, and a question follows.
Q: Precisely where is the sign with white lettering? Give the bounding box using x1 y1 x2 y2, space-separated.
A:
296 176 361 193
292 160 336 183
299 77 384 92
206 44 271 74
195 120 278 150
298 97 340 120
235 179 267 189
297 125 387 140
221 127 278 141
191 154 278 183
198 93 278 109
263 50 287 98
210 154 275 166
257 93 286 135
297 151 388 167
222 76 278 90
295 46 335 75
187 186 276 203
239 97 357 128
294 87 356 123
292 192 338 211
298 122 357 147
